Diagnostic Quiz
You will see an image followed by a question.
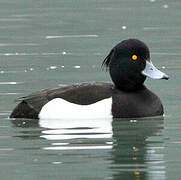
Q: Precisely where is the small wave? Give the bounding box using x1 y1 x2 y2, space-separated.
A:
45 34 98 39
0 82 22 85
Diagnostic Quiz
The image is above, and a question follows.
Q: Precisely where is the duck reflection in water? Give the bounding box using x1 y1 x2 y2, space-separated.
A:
11 116 165 180
110 117 165 180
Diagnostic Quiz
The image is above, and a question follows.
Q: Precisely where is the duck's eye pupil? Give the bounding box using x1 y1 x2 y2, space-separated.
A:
132 55 138 61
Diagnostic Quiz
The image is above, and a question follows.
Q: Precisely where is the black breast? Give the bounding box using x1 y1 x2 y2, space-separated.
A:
111 87 164 118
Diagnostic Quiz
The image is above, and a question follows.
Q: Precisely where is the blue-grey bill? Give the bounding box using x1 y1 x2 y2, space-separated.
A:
141 61 169 80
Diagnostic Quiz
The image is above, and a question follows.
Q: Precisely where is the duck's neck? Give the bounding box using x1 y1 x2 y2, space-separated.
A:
114 83 146 92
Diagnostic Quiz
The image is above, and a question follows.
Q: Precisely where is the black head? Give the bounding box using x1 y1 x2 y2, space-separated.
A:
102 39 150 91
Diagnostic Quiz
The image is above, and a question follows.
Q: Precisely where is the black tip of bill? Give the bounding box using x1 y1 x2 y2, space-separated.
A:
162 74 169 80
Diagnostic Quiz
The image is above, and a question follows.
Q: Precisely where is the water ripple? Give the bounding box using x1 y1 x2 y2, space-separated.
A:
45 34 99 39
0 82 22 85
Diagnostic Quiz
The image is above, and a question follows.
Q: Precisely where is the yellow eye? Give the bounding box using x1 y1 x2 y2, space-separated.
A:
132 55 138 61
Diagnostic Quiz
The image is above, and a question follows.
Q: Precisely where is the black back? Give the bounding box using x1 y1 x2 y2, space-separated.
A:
10 82 163 119
10 82 114 119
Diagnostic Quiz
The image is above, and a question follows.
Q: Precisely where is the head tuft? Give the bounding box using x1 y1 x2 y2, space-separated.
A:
102 48 115 70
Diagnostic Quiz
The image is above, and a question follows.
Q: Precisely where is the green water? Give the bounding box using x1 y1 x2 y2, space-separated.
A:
0 0 181 179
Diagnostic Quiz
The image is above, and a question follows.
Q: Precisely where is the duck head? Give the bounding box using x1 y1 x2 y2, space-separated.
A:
102 39 169 91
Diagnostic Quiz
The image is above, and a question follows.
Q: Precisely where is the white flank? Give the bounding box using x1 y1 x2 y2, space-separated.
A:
39 97 112 120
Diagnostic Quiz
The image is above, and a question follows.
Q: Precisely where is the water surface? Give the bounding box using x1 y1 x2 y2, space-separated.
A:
0 0 181 179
